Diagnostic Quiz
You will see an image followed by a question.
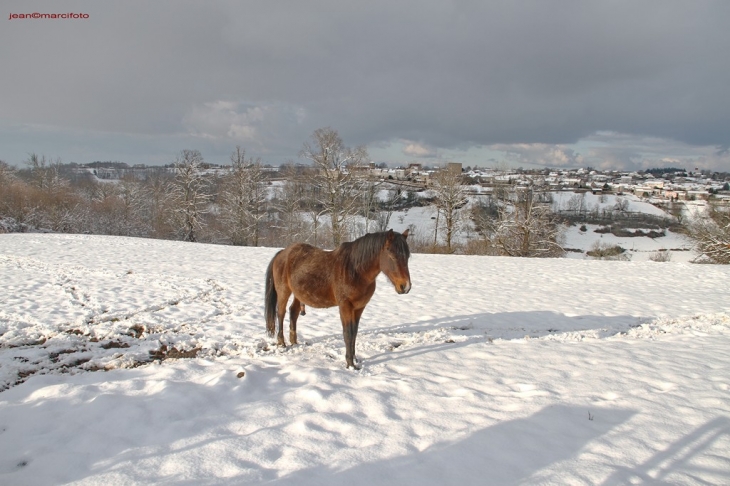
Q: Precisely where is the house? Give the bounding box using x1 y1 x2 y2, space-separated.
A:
446 162 463 174
633 186 655 198
687 191 710 201
407 163 423 174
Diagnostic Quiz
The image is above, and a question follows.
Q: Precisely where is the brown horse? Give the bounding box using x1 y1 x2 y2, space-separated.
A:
265 229 411 369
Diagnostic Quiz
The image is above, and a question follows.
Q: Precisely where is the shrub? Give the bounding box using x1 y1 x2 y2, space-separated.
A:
649 250 672 262
586 241 630 261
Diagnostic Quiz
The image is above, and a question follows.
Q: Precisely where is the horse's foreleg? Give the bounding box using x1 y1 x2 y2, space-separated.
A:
339 302 361 370
289 298 301 345
354 307 364 325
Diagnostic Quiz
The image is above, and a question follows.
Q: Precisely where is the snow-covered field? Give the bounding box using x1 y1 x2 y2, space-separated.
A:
1 233 729 485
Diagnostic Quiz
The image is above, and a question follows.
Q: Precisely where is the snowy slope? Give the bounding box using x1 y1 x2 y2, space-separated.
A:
369 190 697 262
1 234 729 485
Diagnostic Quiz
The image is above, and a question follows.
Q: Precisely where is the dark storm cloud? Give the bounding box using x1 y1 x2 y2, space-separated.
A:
2 0 729 165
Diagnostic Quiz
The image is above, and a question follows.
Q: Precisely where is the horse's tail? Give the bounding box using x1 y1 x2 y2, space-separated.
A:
265 251 282 337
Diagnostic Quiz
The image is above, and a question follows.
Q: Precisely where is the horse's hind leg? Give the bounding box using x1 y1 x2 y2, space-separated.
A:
289 298 301 345
276 289 291 347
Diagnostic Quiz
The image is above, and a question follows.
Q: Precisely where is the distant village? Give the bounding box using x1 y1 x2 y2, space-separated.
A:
371 163 730 202
75 160 730 206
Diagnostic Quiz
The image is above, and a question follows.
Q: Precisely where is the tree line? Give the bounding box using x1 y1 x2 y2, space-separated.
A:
1 127 727 262
0 129 414 249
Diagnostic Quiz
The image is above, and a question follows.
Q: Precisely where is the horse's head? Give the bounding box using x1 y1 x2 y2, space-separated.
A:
381 229 411 294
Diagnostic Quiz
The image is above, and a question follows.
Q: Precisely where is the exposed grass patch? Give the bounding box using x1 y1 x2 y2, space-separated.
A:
586 242 629 260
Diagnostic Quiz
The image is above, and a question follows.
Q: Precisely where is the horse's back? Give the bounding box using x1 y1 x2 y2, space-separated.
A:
281 242 330 268
276 243 337 308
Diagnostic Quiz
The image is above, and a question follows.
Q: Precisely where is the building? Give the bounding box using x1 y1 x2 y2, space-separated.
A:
446 162 462 174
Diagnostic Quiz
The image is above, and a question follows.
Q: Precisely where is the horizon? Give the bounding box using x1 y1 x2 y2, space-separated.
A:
4 156 728 178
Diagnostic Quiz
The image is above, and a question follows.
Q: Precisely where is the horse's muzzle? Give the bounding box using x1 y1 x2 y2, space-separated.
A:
397 282 412 294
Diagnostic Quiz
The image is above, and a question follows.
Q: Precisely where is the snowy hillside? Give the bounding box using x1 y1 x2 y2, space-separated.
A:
371 189 696 262
1 233 729 484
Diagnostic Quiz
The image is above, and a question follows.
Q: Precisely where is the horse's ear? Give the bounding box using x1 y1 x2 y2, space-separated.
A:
386 229 394 241
402 229 409 239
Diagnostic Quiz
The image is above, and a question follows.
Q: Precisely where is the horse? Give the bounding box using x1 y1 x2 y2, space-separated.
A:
265 229 411 369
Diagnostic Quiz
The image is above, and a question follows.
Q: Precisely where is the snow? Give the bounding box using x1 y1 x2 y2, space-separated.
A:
1 233 729 485
551 191 671 218
383 190 697 262
562 224 694 262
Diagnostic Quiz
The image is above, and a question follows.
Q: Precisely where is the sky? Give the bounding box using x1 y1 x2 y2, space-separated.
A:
2 0 730 171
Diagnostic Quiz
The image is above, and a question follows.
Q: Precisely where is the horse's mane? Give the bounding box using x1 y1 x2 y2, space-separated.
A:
340 231 410 279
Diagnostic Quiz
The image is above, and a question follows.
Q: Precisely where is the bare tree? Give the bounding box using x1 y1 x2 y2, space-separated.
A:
302 180 326 247
375 187 402 232
142 167 175 238
689 202 730 264
88 174 148 237
168 150 210 242
495 189 565 257
299 127 369 247
668 200 686 225
431 167 468 252
565 192 588 217
25 154 57 190
469 191 502 254
86 180 114 234
614 196 630 213
218 146 268 246
472 188 564 257
0 160 14 186
273 164 307 246
18 154 83 233
359 178 383 234
0 161 24 231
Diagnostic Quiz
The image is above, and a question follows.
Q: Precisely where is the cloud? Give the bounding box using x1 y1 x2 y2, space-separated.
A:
577 132 730 172
401 141 437 158
2 1 730 167
490 144 585 168
182 101 307 154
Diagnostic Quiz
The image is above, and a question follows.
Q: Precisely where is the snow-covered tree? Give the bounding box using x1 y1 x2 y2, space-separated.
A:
690 202 730 264
168 150 210 242
218 146 268 246
431 167 468 252
472 188 564 258
495 189 565 257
